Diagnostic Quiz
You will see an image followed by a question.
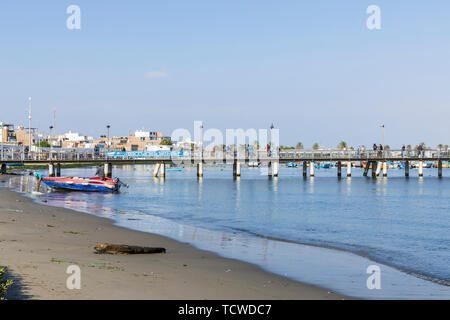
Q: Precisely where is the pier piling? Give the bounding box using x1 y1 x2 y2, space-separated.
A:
233 160 241 177
383 162 387 177
56 163 61 177
197 163 203 178
303 161 307 178
337 161 342 178
273 161 279 177
49 164 55 177
160 162 165 178
438 160 442 178
418 161 423 177
405 161 409 178
371 161 377 178
153 163 161 178
376 161 382 177
310 161 315 177
1 163 6 174
104 163 112 178
347 162 352 177
363 162 369 177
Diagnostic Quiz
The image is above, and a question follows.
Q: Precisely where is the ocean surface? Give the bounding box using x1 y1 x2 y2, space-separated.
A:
3 164 449 299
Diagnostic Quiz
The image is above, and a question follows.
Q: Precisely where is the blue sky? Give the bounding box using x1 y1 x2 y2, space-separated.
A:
1 1 449 148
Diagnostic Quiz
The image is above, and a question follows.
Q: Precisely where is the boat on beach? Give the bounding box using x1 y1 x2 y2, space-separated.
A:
42 177 122 192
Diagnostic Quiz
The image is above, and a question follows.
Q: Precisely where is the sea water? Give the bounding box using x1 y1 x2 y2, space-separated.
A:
4 165 449 299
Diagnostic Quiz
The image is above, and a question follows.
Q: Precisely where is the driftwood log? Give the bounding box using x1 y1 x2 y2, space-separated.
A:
95 243 166 255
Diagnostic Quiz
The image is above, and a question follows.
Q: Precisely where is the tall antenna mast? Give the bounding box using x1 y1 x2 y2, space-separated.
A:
53 108 56 129
28 97 32 149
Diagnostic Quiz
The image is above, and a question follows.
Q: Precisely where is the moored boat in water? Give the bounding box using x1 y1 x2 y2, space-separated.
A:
42 176 122 192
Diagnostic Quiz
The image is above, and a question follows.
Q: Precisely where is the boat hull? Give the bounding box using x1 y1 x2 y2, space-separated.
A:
42 177 120 193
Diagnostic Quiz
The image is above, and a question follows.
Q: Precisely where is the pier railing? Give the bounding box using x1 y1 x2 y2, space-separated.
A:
1 147 450 163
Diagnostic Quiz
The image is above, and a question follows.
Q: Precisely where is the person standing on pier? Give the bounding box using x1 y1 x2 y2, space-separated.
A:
402 145 406 157
379 144 383 157
417 144 424 158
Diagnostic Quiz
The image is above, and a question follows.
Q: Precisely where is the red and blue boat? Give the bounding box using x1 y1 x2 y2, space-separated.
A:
42 177 122 193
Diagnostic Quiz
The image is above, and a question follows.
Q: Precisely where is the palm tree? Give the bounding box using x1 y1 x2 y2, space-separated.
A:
437 144 443 151
296 142 304 150
406 144 412 151
384 145 390 150
312 142 320 150
337 141 347 150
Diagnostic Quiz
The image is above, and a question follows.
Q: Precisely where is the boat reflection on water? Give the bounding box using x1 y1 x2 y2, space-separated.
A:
7 175 117 216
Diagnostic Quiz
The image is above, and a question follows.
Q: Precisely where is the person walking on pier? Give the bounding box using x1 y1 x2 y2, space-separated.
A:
402 145 406 157
378 144 383 157
373 143 378 157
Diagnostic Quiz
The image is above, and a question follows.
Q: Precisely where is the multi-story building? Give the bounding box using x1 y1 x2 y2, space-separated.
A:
0 123 17 144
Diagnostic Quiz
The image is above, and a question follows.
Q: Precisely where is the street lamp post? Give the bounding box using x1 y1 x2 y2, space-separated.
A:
380 124 385 156
200 124 203 158
49 126 53 159
270 123 274 157
28 97 32 159
106 125 111 153
0 123 3 161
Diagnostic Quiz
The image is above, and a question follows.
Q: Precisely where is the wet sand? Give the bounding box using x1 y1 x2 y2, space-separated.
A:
0 179 347 299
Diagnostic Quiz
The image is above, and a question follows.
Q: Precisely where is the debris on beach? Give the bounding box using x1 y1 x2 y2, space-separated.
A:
94 243 166 255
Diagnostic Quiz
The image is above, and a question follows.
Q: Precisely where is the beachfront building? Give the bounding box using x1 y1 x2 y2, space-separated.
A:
53 131 96 149
0 123 17 145
93 130 165 152
15 126 39 147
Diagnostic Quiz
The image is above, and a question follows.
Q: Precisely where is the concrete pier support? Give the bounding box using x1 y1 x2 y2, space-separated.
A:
153 163 161 178
197 162 203 178
49 164 55 177
405 161 410 178
1 163 6 174
363 162 369 177
310 162 315 177
382 161 387 177
337 161 342 178
376 161 382 177
346 162 352 177
266 162 272 177
438 160 443 178
160 162 165 178
56 163 61 177
273 161 279 177
233 161 241 177
104 163 112 178
303 161 307 178
418 161 423 177
371 161 377 178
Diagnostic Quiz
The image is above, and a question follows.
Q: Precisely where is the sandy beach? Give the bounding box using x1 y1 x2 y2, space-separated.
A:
0 178 346 300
